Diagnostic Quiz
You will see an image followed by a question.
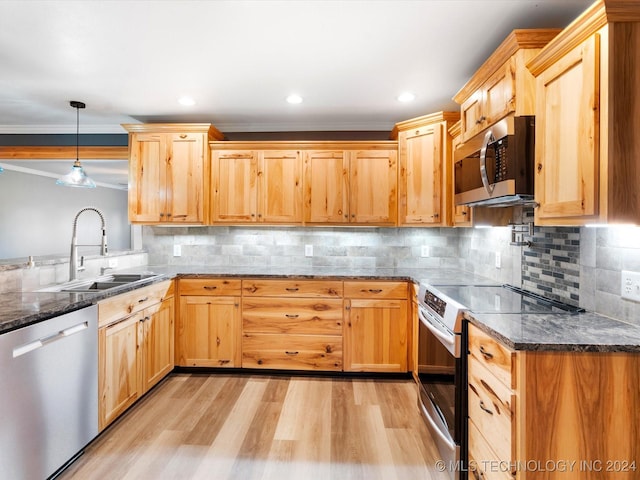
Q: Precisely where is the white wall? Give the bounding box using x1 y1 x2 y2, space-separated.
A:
0 169 130 259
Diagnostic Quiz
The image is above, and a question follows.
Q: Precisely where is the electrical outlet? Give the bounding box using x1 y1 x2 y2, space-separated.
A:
621 270 640 302
173 245 182 257
305 245 313 257
421 246 431 257
108 258 118 268
495 252 501 269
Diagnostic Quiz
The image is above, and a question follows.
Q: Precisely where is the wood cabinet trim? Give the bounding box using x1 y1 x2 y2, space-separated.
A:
454 29 561 104
210 140 397 150
123 123 224 140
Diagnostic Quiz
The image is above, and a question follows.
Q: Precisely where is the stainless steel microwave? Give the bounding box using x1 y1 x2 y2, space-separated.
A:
454 115 535 207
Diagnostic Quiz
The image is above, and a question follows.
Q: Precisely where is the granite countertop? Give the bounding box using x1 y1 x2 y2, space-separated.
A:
466 311 640 353
1 266 464 335
3 265 640 353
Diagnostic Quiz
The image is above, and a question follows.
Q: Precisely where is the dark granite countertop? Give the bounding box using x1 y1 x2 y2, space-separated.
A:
1 266 467 335
466 311 640 353
3 265 640 353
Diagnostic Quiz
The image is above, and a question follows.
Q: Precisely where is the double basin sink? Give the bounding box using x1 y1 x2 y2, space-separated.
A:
39 273 163 294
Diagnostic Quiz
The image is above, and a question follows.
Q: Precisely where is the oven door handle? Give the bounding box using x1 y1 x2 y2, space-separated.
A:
418 307 455 350
420 395 456 451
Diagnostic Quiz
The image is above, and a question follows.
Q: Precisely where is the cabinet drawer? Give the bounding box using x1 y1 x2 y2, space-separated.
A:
242 279 343 297
468 323 514 389
98 280 174 327
344 281 407 299
179 278 242 296
242 333 342 371
242 298 343 335
468 421 514 480
468 355 514 463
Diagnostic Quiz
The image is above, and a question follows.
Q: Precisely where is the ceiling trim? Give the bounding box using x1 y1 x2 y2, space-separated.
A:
0 146 128 160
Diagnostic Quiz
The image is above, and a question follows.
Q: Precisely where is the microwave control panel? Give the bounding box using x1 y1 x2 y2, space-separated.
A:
493 137 508 182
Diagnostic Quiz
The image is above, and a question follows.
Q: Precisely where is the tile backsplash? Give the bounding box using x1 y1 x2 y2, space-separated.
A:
143 226 461 270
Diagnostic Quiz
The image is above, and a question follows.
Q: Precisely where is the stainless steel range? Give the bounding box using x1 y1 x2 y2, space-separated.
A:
416 282 583 480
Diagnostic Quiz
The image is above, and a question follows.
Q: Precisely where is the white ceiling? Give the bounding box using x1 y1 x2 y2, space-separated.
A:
0 0 592 136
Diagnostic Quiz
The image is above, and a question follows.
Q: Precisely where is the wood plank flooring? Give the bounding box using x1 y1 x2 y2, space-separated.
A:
58 373 449 480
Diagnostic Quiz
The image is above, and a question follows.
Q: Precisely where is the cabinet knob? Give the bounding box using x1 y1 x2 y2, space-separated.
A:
431 213 439 219
537 163 543 173
179 134 187 139
462 211 467 216
159 213 165 217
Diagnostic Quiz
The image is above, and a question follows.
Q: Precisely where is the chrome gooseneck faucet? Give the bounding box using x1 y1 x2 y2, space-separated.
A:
69 207 108 281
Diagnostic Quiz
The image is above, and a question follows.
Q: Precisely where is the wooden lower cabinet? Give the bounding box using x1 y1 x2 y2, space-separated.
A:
98 282 175 431
242 333 342 370
241 279 343 371
343 281 408 372
468 322 640 479
141 296 175 392
176 278 242 367
98 312 142 431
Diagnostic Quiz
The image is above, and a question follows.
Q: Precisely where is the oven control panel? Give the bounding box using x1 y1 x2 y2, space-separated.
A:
423 290 446 318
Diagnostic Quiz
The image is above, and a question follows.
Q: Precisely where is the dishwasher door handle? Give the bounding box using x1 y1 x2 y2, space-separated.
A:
12 321 88 358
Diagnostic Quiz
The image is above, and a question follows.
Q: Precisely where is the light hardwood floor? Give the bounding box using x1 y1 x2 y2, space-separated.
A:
59 373 449 480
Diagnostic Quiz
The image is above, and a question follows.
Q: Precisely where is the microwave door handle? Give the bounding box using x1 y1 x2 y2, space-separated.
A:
479 129 496 195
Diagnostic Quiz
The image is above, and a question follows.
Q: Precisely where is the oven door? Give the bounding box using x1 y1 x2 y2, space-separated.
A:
417 306 464 479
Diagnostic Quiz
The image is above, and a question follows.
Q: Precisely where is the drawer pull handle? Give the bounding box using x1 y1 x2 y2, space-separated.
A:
286 287 299 292
285 351 299 356
479 401 494 415
368 289 383 294
203 285 218 290
479 345 493 359
138 297 149 303
285 314 299 319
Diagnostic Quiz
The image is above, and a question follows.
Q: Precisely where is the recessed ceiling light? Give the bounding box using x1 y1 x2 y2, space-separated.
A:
178 96 196 106
286 94 303 104
397 92 416 103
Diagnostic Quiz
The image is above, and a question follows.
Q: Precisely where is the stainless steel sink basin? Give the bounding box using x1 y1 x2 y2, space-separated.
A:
62 281 129 293
37 273 163 294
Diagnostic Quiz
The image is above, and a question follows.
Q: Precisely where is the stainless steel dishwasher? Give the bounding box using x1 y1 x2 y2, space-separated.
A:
0 305 98 480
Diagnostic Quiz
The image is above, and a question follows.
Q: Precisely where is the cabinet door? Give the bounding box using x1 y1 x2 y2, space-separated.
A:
453 205 472 226
128 133 167 223
98 313 142 430
398 125 444 225
141 296 174 393
178 295 241 367
211 150 258 222
483 59 516 126
344 298 407 372
303 150 349 223
534 35 599 223
349 150 397 225
259 150 302 223
461 91 484 142
165 133 205 223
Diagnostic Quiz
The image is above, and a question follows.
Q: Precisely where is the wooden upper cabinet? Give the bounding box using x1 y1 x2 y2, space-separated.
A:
212 141 397 226
210 144 302 224
349 149 397 225
211 150 258 222
124 124 223 224
260 150 303 223
304 150 349 224
527 0 640 225
448 120 473 226
532 36 599 223
393 112 459 226
453 29 561 142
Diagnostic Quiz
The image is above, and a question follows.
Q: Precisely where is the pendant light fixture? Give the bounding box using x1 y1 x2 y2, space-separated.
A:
56 100 96 188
